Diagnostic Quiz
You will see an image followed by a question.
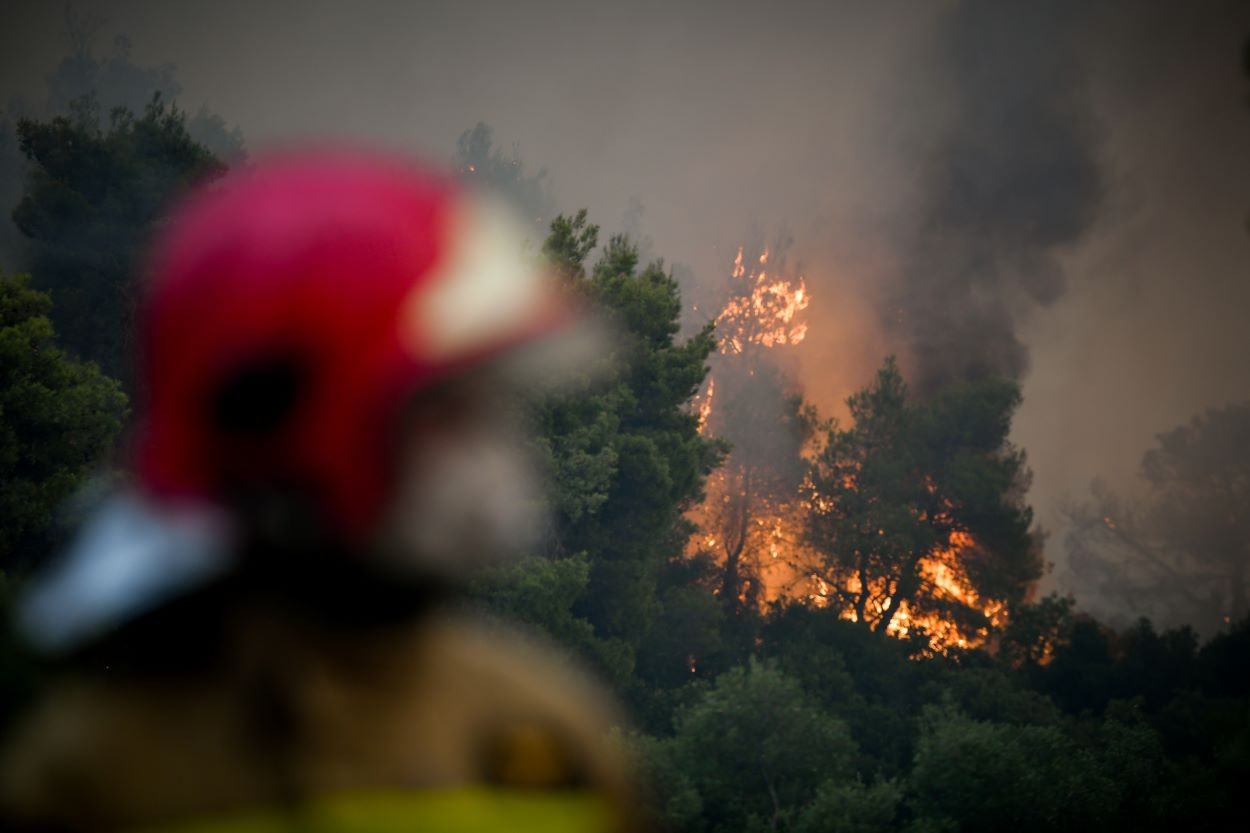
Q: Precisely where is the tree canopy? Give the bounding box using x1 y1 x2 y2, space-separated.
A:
474 209 723 691
0 273 126 573
803 357 1040 644
12 96 224 383
0 19 244 269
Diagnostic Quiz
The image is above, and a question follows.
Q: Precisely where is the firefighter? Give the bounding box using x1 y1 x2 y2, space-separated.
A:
0 151 635 832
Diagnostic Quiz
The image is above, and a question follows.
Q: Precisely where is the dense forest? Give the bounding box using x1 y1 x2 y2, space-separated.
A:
1 34 1249 833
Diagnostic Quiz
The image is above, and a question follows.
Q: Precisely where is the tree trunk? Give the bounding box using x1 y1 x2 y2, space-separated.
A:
719 463 754 613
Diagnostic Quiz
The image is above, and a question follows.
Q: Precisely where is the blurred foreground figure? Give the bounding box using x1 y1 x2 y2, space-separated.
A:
0 152 633 832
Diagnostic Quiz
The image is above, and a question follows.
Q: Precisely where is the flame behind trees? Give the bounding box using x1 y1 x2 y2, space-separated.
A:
700 366 812 612
692 243 1041 652
716 246 809 354
692 243 814 613
802 359 1041 650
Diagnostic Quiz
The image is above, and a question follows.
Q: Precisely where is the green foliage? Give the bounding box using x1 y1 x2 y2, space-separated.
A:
909 703 1118 833
793 778 903 833
0 273 126 572
635 660 858 833
543 209 599 282
536 214 722 644
13 94 224 382
635 554 727 691
469 554 634 688
1 27 244 268
760 603 931 777
905 699 1196 833
471 209 723 713
0 116 25 270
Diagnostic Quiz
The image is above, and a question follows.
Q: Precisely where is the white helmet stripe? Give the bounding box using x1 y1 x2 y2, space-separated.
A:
401 197 551 363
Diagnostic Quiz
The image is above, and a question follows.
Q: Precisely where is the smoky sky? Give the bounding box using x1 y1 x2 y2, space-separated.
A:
888 0 1103 396
2 0 1249 604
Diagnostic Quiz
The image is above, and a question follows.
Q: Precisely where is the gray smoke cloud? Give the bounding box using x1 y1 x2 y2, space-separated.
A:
888 0 1103 396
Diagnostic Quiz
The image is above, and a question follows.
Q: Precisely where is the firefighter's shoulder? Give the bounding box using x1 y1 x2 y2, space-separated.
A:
0 607 635 831
402 609 631 793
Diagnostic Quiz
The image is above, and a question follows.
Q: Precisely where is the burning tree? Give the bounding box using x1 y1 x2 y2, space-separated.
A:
692 244 814 613
691 242 1041 653
703 366 811 612
802 358 1041 651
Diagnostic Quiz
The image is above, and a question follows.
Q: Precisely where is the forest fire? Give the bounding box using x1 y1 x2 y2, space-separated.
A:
691 245 1006 654
714 246 809 355
808 530 1007 653
689 243 815 612
3 8 1246 830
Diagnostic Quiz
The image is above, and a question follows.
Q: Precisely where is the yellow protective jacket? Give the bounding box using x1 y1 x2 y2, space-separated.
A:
0 606 635 833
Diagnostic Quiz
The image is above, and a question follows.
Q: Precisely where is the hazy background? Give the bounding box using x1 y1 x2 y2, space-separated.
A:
2 0 1248 611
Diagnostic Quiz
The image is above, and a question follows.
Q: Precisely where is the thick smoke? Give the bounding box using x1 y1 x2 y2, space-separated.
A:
890 1 1102 396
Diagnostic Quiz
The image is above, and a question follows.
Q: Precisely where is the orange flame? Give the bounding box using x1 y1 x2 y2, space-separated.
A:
696 377 715 433
688 243 816 607
689 244 1007 656
715 246 810 355
801 531 1004 654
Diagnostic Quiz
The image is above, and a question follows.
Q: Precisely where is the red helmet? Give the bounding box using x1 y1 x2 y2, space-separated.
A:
135 149 571 540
